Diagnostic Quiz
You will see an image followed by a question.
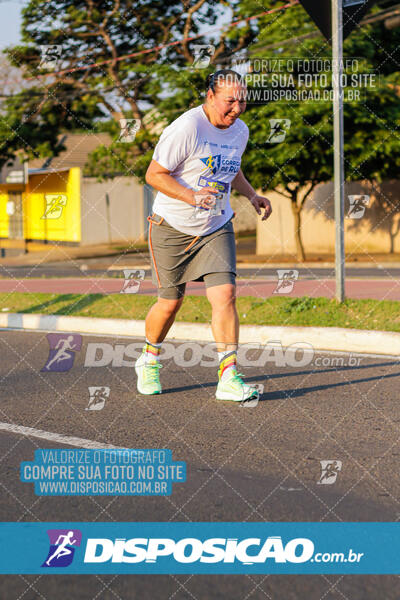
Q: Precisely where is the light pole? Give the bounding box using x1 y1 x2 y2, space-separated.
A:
300 0 371 302
332 0 346 302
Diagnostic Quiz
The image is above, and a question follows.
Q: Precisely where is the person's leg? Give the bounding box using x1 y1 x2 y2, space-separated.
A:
205 273 258 401
135 286 185 395
205 282 238 353
206 279 239 381
145 295 185 344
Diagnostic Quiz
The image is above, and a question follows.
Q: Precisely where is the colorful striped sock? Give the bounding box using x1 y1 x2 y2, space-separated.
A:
143 339 162 363
218 350 237 381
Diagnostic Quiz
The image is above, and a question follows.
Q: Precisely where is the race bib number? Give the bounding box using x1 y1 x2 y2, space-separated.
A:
194 176 229 217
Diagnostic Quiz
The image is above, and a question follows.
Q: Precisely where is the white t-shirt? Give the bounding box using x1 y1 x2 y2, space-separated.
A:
152 105 249 236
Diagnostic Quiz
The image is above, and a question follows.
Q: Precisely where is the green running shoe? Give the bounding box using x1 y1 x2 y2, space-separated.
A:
215 371 259 402
135 351 162 395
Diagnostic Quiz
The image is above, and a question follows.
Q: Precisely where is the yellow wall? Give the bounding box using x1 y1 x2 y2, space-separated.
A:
25 168 81 242
0 168 81 242
0 190 8 237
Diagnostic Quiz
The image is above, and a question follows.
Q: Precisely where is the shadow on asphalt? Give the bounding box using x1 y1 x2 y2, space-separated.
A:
160 361 399 402
262 369 400 401
264 360 399 379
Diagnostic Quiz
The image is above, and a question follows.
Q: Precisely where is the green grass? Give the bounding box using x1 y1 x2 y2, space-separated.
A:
113 243 149 252
1 293 400 332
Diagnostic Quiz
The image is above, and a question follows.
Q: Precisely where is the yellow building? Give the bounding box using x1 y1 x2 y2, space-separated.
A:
0 167 81 244
0 134 148 253
0 132 257 256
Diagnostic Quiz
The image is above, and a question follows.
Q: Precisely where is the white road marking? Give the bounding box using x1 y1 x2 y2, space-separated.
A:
0 422 125 449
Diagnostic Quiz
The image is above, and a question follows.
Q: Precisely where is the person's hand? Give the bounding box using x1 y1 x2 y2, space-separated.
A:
250 194 272 221
192 187 218 210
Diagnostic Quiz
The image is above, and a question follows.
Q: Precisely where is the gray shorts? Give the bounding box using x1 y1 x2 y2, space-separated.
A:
148 213 236 299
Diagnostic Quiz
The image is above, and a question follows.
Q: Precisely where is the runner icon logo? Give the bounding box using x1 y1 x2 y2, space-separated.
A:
241 383 264 408
267 119 291 143
347 195 370 219
191 45 215 69
118 119 141 143
41 194 67 219
42 529 82 568
274 269 299 294
120 269 145 293
86 386 110 411
39 45 62 70
41 333 82 372
317 460 342 485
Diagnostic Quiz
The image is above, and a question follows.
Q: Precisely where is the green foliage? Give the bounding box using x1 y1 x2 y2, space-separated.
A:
0 83 104 166
2 0 400 197
283 297 317 314
1 0 229 170
239 0 400 194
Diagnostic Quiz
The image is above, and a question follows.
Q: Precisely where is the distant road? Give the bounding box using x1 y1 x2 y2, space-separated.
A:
2 261 400 281
0 275 400 300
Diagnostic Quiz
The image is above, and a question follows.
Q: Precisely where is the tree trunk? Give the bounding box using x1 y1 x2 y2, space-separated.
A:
291 198 306 262
389 232 395 254
389 217 400 254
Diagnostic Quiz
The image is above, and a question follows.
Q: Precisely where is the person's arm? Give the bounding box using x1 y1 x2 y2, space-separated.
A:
145 160 217 209
231 168 257 199
231 168 272 221
145 160 194 204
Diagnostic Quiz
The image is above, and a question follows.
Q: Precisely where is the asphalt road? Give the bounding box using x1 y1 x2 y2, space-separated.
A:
2 260 400 280
1 330 400 598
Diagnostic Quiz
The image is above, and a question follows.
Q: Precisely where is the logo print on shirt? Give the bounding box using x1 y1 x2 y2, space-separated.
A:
200 154 221 175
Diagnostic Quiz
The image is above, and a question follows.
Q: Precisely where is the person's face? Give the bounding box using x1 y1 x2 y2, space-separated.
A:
207 81 247 128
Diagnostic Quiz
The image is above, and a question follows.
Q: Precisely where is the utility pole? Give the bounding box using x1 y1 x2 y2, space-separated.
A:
300 0 372 301
332 0 345 302
105 193 112 245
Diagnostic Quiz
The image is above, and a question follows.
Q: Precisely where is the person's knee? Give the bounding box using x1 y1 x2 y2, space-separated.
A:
157 297 183 316
208 285 236 308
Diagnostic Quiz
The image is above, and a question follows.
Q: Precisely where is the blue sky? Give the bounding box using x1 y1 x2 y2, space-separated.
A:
0 0 24 49
0 1 232 51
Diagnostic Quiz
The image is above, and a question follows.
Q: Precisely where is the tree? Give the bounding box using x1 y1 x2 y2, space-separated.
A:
120 0 400 261
1 0 252 173
237 0 400 260
3 0 400 262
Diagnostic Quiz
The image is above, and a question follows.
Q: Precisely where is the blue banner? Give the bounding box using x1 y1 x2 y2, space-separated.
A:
0 522 399 574
20 449 186 496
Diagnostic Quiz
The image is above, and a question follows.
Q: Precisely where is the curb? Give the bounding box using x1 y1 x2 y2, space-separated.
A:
1 312 399 356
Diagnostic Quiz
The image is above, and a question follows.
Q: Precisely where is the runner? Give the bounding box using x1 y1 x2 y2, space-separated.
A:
45 335 76 371
87 387 108 410
45 531 77 566
135 69 272 401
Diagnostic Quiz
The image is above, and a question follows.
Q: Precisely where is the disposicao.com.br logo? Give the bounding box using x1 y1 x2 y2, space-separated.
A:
82 536 362 566
34 527 367 574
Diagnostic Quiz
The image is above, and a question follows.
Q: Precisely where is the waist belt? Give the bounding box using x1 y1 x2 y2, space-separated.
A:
147 211 236 254
147 214 164 226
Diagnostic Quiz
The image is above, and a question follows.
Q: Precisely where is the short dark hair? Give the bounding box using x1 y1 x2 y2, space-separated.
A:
206 69 244 93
